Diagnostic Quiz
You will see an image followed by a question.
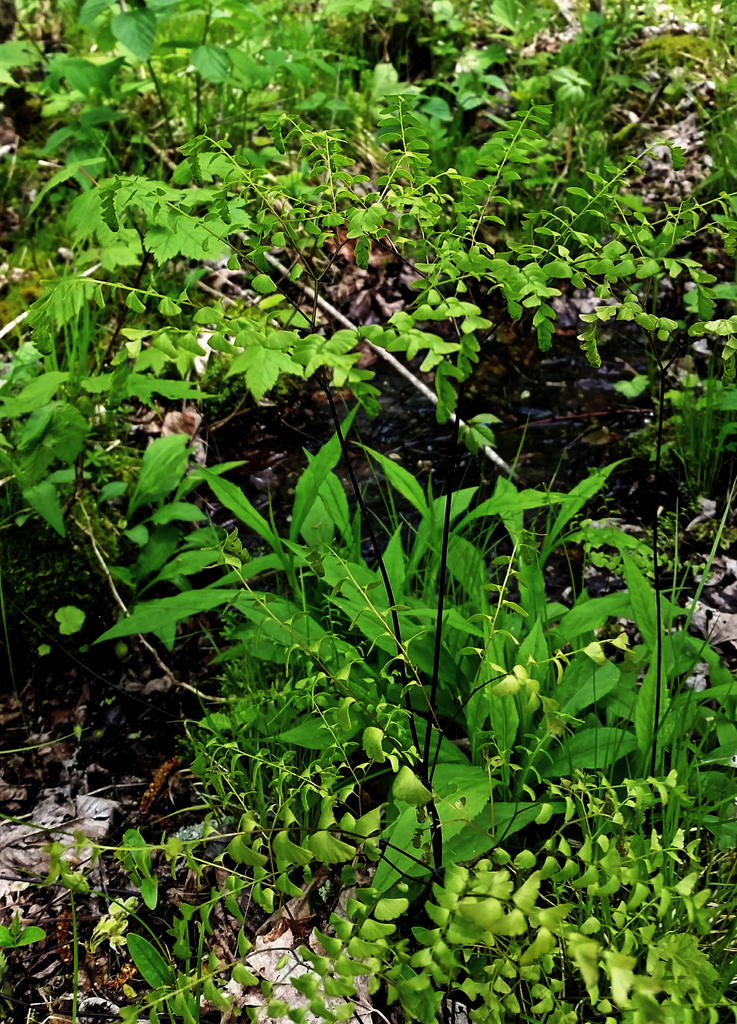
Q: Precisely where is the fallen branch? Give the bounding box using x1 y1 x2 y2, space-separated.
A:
262 251 513 476
78 505 224 703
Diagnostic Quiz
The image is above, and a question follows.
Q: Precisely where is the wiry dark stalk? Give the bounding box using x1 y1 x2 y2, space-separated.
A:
424 384 464 781
314 371 420 755
99 250 151 370
315 370 446 873
650 346 666 780
649 336 689 779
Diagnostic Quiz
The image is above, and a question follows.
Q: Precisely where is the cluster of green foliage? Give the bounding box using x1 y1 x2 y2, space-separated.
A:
4 0 737 1021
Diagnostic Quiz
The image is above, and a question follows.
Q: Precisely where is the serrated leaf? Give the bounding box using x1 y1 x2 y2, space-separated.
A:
191 44 230 84
354 235 370 270
79 0 117 26
111 8 157 61
227 347 301 402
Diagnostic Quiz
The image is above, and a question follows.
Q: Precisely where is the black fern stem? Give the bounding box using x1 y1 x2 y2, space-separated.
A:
314 371 420 754
650 345 666 780
315 370 444 873
649 337 689 779
99 250 151 370
425 383 464 782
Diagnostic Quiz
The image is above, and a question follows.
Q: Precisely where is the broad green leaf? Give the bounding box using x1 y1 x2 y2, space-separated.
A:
568 933 600 993
146 503 207 525
582 641 606 665
125 374 206 405
127 933 174 988
0 372 69 418
290 407 358 542
0 924 46 947
556 655 621 717
279 717 342 749
540 727 637 779
23 481 65 537
140 876 158 910
613 374 649 398
191 44 230 84
251 273 276 294
125 292 146 312
197 469 276 546
636 257 660 279
520 926 556 965
553 592 633 647
621 553 657 648
94 589 236 644
111 8 157 61
157 296 181 316
513 871 541 914
363 447 427 513
362 726 386 762
79 0 117 26
227 346 301 402
127 434 190 519
604 949 636 1007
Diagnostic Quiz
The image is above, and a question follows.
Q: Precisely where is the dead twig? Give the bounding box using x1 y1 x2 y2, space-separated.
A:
262 252 513 476
77 505 224 702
